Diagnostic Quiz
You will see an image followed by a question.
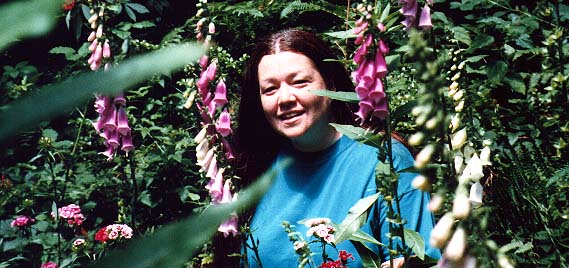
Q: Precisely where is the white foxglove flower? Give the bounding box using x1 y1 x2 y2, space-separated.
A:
415 144 435 168
449 113 460 133
453 192 471 219
453 90 464 101
198 147 215 171
465 154 484 182
463 144 476 161
445 227 466 261
469 181 483 206
430 213 455 248
451 128 467 149
480 146 492 165
454 153 465 174
425 117 438 130
408 132 424 146
455 100 464 112
195 139 209 162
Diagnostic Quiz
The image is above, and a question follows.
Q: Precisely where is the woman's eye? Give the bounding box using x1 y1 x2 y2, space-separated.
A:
262 86 277 94
293 80 309 86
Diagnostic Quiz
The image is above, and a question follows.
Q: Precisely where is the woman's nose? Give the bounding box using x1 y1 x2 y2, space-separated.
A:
277 84 296 107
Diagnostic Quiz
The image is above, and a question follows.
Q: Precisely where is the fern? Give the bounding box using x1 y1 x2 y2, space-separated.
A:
546 165 569 187
280 0 322 18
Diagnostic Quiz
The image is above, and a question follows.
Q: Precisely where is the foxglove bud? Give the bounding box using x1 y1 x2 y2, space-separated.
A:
445 227 467 261
408 132 424 146
412 175 431 191
96 25 103 38
454 153 465 174
450 114 460 133
88 31 96 42
415 144 435 168
480 146 491 165
455 100 465 112
430 213 454 248
428 194 443 212
102 40 111 58
208 22 216 34
469 181 483 206
453 90 464 101
453 192 471 219
451 128 467 149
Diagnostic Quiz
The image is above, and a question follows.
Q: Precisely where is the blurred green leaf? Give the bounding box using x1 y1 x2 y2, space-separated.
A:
404 228 425 260
330 123 384 148
351 241 381 268
309 89 359 103
0 43 204 142
90 159 289 268
0 0 60 51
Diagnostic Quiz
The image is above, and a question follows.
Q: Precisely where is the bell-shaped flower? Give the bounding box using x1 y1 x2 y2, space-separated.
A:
113 92 126 106
102 40 111 58
462 145 476 162
451 128 467 149
218 213 239 237
198 147 215 172
116 106 131 136
219 179 233 204
372 97 388 119
199 55 209 70
197 72 210 98
479 146 492 165
375 49 388 78
469 181 483 206
428 194 443 212
194 126 208 144
222 138 235 160
208 22 216 34
205 154 218 180
353 34 373 64
196 139 210 162
96 24 103 38
89 39 98 52
121 132 134 153
368 78 385 101
453 192 471 219
354 20 368 36
213 79 228 107
445 227 466 261
430 213 454 248
101 144 115 161
454 153 465 174
205 61 217 81
104 105 117 131
215 109 232 137
449 113 460 133
207 168 224 203
107 129 120 149
94 95 110 114
418 4 433 31
355 97 373 123
88 31 96 42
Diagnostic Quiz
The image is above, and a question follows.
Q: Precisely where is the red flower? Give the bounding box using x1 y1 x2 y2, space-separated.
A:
339 250 355 261
63 0 75 11
319 260 346 268
95 227 108 242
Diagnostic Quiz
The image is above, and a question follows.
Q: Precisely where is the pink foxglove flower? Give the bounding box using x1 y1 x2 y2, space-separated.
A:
418 4 433 31
430 213 454 248
113 92 126 106
218 213 239 238
41 262 58 268
101 144 116 160
208 22 216 34
116 106 131 136
121 132 134 153
197 72 210 99
215 109 232 137
205 61 217 81
400 0 418 30
88 39 98 52
88 31 96 42
222 138 235 160
213 79 228 107
206 168 224 203
107 129 120 149
102 40 111 58
104 105 117 131
199 55 209 70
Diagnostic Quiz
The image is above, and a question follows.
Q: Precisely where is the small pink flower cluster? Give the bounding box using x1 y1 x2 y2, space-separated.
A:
352 19 389 122
52 204 85 226
92 93 134 160
10 215 34 228
95 224 133 242
86 6 112 71
304 218 336 244
41 262 58 268
400 0 433 31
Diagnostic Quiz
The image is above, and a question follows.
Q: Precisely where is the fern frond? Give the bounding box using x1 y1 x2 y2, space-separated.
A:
280 0 323 18
547 165 569 187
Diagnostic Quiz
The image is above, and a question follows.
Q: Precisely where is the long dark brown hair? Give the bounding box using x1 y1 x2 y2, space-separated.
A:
234 28 357 182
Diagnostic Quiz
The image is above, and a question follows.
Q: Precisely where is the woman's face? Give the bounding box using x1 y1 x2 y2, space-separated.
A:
258 51 334 149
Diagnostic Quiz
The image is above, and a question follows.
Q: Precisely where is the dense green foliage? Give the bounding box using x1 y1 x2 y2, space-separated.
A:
1 0 567 267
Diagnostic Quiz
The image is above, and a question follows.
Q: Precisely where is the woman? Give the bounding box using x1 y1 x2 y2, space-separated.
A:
234 29 440 268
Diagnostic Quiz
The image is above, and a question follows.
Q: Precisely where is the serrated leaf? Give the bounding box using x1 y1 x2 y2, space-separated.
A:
351 241 381 268
324 29 357 39
334 193 380 245
126 3 149 14
308 89 359 103
450 26 471 45
329 123 383 148
403 228 425 260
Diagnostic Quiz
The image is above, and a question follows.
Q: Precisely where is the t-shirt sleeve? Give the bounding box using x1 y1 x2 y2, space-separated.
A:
374 141 442 262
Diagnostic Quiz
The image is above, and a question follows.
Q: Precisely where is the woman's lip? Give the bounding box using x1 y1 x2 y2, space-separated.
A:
279 111 304 122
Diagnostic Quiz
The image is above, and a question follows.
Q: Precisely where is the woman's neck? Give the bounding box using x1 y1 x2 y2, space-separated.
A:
291 128 342 152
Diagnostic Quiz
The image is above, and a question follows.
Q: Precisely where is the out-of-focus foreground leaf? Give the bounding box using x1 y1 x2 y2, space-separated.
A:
89 158 291 268
0 43 204 142
0 0 61 51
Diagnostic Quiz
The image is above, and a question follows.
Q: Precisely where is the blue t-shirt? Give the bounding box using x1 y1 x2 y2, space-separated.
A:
246 135 441 267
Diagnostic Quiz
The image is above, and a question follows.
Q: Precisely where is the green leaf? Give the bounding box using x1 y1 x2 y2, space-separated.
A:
391 100 417 121
42 129 58 141
49 46 76 55
403 228 425 260
308 89 359 103
349 229 384 246
450 26 471 46
334 193 380 245
351 241 381 268
385 54 401 71
468 34 494 51
379 2 391 23
125 3 149 14
486 61 508 84
504 74 526 94
0 43 204 142
131 21 156 29
329 123 383 148
89 159 288 268
324 29 357 39
0 0 60 51
125 5 136 21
